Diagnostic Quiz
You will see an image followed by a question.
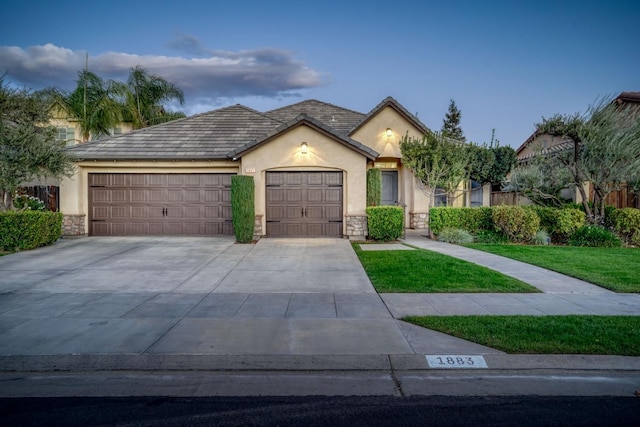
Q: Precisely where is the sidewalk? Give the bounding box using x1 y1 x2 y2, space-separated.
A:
384 230 640 318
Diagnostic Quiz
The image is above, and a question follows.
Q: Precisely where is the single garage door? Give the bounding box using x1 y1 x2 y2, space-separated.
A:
266 171 343 237
89 173 233 236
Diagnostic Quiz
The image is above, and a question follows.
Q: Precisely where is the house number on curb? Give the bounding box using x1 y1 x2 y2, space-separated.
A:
426 355 488 369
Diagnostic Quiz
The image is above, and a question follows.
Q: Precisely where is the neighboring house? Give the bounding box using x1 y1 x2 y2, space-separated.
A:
61 97 476 238
49 101 134 146
508 91 640 208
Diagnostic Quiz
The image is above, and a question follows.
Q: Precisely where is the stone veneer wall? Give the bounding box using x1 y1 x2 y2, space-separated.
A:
62 214 86 236
346 215 367 238
254 214 263 239
409 212 428 229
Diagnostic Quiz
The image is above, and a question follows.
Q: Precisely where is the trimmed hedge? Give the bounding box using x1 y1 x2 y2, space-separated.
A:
366 206 404 241
0 211 62 251
429 207 493 236
366 168 382 206
492 205 540 243
231 175 255 243
527 206 585 242
610 208 640 246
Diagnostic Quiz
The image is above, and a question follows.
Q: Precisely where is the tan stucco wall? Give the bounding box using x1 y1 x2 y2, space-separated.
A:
353 106 431 225
240 125 369 235
60 160 239 234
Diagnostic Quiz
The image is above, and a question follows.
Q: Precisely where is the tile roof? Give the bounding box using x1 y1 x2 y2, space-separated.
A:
265 99 365 135
66 97 420 161
229 113 378 160
67 105 281 160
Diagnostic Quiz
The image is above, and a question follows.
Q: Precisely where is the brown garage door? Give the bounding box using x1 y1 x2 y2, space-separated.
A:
266 171 343 237
89 173 233 236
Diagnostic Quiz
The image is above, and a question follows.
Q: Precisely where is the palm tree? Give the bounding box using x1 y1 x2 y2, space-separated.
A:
54 70 123 142
122 66 186 129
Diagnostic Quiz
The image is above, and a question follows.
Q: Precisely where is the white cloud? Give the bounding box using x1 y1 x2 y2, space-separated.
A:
0 39 325 113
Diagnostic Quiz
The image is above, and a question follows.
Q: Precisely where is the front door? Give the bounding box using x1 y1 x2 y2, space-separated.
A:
381 171 398 205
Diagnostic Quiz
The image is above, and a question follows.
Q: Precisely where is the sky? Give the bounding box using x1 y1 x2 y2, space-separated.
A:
1 0 638 148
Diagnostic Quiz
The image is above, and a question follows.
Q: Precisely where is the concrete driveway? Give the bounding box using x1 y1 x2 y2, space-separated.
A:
0 237 494 357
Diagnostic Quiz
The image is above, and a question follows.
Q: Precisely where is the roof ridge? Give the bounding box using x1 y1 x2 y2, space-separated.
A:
265 98 365 116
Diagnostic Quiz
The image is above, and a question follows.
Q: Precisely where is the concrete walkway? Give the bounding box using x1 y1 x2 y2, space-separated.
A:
380 230 640 318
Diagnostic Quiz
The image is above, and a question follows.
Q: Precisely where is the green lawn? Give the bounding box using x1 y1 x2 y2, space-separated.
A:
467 244 640 293
353 244 537 293
404 315 640 356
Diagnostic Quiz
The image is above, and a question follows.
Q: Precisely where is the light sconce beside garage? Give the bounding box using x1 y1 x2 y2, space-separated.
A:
300 142 308 154
386 128 392 138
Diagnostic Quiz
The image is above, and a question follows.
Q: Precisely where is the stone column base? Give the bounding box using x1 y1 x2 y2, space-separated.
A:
346 215 367 240
409 212 428 229
62 214 86 236
254 214 264 239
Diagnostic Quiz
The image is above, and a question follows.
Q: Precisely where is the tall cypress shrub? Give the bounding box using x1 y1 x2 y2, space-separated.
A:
231 175 255 243
367 168 382 206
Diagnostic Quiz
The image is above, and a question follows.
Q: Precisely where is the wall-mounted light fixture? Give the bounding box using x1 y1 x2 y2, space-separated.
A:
300 142 308 154
386 128 392 138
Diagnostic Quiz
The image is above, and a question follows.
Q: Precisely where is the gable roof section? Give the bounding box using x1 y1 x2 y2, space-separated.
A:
265 99 365 136
228 113 379 160
349 96 429 136
67 105 282 160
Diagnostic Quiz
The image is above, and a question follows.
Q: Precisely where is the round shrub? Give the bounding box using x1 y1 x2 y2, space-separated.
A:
553 208 586 241
437 227 474 244
610 208 640 246
366 206 404 241
569 225 622 248
491 206 540 243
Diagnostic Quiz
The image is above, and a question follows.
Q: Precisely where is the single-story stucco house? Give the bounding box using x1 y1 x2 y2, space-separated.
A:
61 97 447 238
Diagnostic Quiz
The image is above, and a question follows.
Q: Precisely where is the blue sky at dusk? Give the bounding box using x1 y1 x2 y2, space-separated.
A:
1 0 638 147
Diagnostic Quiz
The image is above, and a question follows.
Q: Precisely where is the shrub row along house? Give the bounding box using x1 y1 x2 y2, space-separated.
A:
63 97 472 238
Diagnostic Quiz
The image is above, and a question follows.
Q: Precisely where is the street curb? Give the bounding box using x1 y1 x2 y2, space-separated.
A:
1 354 639 373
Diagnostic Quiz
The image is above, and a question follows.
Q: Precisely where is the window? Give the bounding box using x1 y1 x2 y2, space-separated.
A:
434 187 447 207
56 127 75 146
111 128 122 136
470 180 483 207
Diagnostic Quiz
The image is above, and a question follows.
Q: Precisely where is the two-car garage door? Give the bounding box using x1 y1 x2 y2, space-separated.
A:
89 173 233 236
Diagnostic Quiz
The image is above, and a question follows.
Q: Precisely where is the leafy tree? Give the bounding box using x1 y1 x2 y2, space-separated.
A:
0 78 75 211
508 153 572 207
441 99 465 141
468 130 517 186
400 131 470 206
514 99 640 221
52 70 124 142
120 66 186 129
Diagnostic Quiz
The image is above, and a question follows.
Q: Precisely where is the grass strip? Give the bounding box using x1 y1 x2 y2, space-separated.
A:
353 243 537 293
467 244 640 293
404 315 640 356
